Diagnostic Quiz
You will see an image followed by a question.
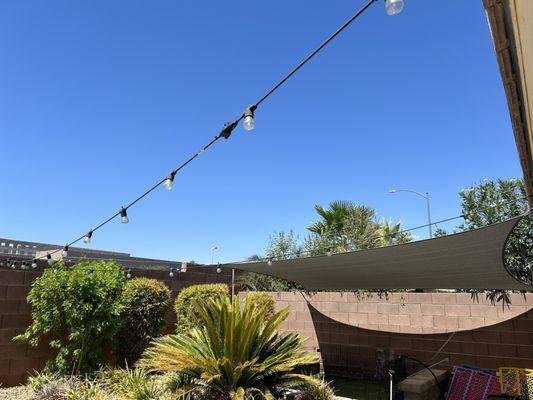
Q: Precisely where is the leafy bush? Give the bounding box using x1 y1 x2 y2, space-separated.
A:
140 296 322 399
174 284 228 334
245 291 275 318
116 278 171 366
14 261 125 374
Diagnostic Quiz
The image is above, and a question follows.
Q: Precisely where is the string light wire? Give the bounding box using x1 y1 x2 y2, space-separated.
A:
29 0 381 262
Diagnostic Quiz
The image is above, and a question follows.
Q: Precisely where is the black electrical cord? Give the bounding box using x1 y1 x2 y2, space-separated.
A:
31 0 380 262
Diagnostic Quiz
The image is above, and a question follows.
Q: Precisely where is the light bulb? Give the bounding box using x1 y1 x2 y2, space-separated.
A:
327 250 333 257
243 115 255 131
126 270 132 279
169 269 174 278
385 0 404 16
267 258 273 266
120 207 129 224
62 245 68 258
163 171 176 190
243 104 256 131
84 231 93 244
216 267 222 274
31 260 37 269
163 178 173 190
11 261 16 269
47 254 52 265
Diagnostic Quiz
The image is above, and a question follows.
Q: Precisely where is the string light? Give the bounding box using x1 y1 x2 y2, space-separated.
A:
163 171 176 190
11 260 16 269
216 265 222 274
47 253 52 265
27 0 393 265
0 260 4 267
169 268 175 278
385 0 404 16
62 245 69 258
84 230 93 244
126 269 132 279
120 207 129 224
31 259 37 269
243 105 257 131
267 258 273 266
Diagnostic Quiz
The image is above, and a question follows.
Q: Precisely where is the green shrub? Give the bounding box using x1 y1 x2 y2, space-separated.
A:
14 260 125 374
174 284 228 334
116 278 171 366
245 291 275 318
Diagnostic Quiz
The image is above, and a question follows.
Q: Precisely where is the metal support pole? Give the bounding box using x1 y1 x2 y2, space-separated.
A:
426 192 433 238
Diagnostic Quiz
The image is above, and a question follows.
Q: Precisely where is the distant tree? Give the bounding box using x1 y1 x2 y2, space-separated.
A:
380 219 413 245
459 178 531 286
305 201 412 254
433 227 449 238
238 232 303 291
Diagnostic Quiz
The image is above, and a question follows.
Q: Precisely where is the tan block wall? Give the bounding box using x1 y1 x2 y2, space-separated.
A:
255 292 533 378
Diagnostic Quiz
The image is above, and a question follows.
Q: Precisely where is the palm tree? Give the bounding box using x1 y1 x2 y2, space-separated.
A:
307 201 382 252
380 219 413 245
307 200 356 236
139 296 330 400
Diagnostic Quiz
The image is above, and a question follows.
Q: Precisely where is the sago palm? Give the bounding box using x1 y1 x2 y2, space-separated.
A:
139 296 326 400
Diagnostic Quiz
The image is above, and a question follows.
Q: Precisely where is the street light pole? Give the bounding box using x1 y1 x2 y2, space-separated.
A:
389 189 433 238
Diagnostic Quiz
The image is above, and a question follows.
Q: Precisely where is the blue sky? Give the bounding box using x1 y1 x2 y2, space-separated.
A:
0 0 522 264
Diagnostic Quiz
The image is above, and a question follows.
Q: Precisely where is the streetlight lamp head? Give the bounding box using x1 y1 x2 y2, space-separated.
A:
385 0 404 16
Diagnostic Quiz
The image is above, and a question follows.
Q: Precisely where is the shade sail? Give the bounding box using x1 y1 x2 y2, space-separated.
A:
227 217 532 291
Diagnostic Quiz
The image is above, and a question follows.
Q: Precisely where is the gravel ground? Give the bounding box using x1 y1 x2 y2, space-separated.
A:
0 386 32 400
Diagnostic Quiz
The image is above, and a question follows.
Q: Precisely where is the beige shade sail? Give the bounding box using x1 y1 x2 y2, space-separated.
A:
226 217 532 291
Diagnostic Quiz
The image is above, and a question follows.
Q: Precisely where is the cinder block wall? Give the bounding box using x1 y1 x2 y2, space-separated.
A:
0 264 232 387
2 264 532 386
257 292 533 379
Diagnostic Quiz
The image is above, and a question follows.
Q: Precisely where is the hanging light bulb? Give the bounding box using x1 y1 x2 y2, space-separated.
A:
0 260 4 267
216 267 222 274
163 171 176 191
327 249 333 257
11 261 16 269
84 230 93 244
62 245 69 258
169 268 175 278
126 269 132 279
243 104 257 131
31 259 37 269
47 253 52 265
120 207 129 224
385 0 404 16
267 258 273 266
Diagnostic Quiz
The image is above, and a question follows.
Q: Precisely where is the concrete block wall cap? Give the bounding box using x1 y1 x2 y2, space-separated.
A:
398 369 448 394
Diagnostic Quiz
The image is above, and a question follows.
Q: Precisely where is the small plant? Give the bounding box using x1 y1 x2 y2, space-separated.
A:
100 367 170 400
14 260 125 374
66 380 111 400
287 377 335 400
174 283 228 334
31 376 80 400
28 371 62 393
116 278 171 366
